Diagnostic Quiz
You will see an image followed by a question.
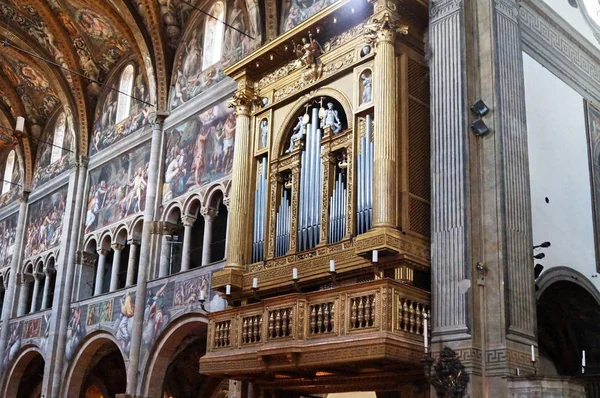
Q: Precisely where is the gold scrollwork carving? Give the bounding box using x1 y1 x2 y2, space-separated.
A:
364 12 408 46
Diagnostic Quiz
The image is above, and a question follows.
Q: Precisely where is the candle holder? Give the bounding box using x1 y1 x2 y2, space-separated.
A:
198 295 211 313
329 269 337 285
292 277 301 293
422 347 470 398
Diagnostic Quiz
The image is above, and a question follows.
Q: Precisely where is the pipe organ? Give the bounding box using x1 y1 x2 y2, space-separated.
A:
207 0 432 392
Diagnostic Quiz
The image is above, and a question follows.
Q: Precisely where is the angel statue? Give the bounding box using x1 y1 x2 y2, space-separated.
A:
286 116 306 153
294 34 323 69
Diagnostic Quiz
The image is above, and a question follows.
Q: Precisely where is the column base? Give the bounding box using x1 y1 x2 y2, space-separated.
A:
508 376 586 397
354 227 430 270
212 268 245 291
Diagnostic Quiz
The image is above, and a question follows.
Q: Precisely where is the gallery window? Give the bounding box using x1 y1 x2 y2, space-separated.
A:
115 64 135 124
50 112 66 164
2 150 15 195
202 1 225 70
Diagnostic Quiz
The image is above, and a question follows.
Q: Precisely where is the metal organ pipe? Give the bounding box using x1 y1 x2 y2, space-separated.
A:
252 157 267 263
275 189 291 257
328 169 347 244
357 114 374 235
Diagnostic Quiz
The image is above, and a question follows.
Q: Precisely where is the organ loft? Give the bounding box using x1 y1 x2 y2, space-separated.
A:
202 0 433 393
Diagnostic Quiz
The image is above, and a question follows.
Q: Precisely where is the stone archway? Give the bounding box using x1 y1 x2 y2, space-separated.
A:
64 332 127 398
2 346 45 398
142 315 224 398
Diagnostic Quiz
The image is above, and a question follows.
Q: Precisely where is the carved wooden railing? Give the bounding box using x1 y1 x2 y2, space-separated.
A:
206 279 430 356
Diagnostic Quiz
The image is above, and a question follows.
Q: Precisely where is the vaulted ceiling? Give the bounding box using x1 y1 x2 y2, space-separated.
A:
0 0 253 188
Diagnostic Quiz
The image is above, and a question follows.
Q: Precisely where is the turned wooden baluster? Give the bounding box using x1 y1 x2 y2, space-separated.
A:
409 301 416 333
257 316 263 342
268 312 275 338
365 297 372 327
330 303 335 332
225 321 230 346
351 299 358 328
275 310 282 337
310 306 316 333
402 300 409 331
317 304 323 333
415 304 422 335
358 297 365 327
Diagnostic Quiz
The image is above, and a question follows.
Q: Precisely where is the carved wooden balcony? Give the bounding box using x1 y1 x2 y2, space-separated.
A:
200 279 429 379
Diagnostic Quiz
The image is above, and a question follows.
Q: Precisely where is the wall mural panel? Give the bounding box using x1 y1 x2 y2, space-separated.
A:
85 143 151 233
163 101 235 201
90 67 151 155
169 0 261 111
24 187 68 259
64 269 223 363
0 214 18 270
280 0 337 33
3 314 50 367
32 111 75 188
586 101 600 270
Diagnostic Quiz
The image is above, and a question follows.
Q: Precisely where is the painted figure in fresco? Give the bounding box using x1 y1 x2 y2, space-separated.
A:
210 123 224 173
3 324 20 367
125 167 147 215
20 65 50 91
321 102 342 134
223 0 248 57
287 116 306 153
115 292 135 354
78 10 114 40
66 307 85 360
193 126 210 186
25 191 67 257
361 72 372 104
173 277 208 306
260 119 269 149
221 113 236 172
142 284 169 345
282 0 335 33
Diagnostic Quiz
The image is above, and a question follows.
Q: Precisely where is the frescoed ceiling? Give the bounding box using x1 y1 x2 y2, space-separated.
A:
0 0 275 189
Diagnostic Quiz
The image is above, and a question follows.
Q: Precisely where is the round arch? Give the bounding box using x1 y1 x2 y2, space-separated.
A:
272 87 353 159
2 345 45 398
204 183 227 210
141 314 216 398
162 201 183 223
536 266 600 304
183 193 203 218
63 331 127 398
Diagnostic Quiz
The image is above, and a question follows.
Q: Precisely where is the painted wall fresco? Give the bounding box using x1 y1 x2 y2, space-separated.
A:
85 143 151 233
32 111 75 188
163 101 235 201
0 214 18 270
280 0 337 33
63 269 225 364
90 67 151 155
169 0 261 111
586 101 600 264
24 187 68 259
2 314 50 367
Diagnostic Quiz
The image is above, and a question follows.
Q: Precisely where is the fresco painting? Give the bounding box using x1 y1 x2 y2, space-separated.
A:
169 0 260 111
85 143 151 233
66 306 85 361
3 322 20 367
586 102 600 264
141 284 170 347
163 101 235 201
24 187 68 258
22 317 42 339
280 0 337 33
86 299 114 326
0 214 18 270
32 111 75 188
90 70 151 155
173 275 209 307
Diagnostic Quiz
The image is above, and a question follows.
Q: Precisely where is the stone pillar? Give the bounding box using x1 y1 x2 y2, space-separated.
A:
40 271 51 310
223 198 230 260
29 274 41 313
365 9 405 230
126 113 167 394
159 236 171 277
0 193 28 370
201 207 217 265
110 243 124 291
429 0 536 395
46 156 88 398
94 249 108 296
125 239 139 287
16 279 31 317
225 84 259 270
180 215 196 271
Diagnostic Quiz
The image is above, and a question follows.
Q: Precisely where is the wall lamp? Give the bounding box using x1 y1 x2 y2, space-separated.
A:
470 100 491 137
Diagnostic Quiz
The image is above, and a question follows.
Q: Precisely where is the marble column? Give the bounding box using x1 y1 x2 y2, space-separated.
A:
29 274 41 313
159 235 171 277
365 9 405 230
110 243 124 291
125 239 139 287
127 113 167 394
94 248 108 296
16 279 31 317
180 215 196 271
201 207 217 265
47 156 88 398
0 192 29 371
223 198 230 260
40 270 51 310
225 86 259 269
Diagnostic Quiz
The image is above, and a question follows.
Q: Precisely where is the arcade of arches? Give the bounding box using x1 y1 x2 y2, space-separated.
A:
0 0 599 397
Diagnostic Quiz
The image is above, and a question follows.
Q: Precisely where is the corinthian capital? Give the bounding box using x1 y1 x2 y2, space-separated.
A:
228 90 263 116
364 12 408 45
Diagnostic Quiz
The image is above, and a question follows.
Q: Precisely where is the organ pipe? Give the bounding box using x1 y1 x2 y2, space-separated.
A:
252 157 267 263
357 114 374 235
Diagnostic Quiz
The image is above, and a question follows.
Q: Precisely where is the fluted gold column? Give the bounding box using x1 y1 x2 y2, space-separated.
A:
214 73 261 291
367 10 406 229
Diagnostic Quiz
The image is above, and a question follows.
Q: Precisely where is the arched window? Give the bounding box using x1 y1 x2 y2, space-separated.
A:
115 65 135 124
2 150 15 194
50 112 66 164
202 2 226 70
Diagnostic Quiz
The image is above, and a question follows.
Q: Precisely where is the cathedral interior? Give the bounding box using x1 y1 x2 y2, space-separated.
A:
0 0 599 397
